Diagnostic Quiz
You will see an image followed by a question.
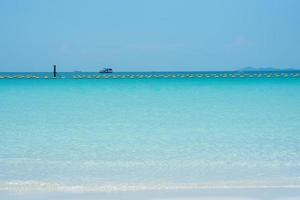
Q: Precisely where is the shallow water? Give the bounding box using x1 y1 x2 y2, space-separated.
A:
0 74 300 192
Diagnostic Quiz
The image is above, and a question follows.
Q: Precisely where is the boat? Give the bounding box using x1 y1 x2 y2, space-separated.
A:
99 68 113 73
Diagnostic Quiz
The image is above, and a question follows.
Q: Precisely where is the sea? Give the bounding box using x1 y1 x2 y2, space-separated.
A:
0 71 300 196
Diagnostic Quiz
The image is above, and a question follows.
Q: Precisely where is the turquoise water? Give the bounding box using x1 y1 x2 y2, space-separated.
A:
0 74 300 192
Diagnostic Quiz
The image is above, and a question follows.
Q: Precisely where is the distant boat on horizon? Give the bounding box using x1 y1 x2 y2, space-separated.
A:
99 68 113 73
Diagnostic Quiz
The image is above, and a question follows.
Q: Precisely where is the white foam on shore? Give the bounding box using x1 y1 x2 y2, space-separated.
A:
1 181 300 193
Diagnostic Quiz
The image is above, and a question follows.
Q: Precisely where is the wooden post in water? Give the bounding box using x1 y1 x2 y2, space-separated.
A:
53 65 57 78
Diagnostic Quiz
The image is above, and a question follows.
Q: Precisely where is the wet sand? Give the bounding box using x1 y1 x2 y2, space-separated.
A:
1 187 300 200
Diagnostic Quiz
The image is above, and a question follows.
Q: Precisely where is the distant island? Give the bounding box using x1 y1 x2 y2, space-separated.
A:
237 67 299 72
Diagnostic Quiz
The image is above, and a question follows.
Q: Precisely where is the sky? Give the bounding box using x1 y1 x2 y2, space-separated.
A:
0 0 300 72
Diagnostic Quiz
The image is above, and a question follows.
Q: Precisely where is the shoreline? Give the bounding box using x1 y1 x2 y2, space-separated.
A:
2 187 300 200
2 180 300 192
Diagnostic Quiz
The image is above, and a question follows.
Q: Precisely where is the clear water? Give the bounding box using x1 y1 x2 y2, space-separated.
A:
0 73 300 192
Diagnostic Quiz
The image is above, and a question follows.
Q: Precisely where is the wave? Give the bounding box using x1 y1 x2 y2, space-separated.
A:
1 180 300 193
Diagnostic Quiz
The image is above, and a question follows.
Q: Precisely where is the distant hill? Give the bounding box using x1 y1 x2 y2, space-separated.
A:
238 67 299 72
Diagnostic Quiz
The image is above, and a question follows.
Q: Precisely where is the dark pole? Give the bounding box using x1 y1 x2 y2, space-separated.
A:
53 65 57 78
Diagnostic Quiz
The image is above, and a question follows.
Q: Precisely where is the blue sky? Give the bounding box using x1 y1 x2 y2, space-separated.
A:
0 0 299 72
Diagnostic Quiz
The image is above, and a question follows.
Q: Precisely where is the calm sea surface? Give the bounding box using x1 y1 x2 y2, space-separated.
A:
0 72 300 192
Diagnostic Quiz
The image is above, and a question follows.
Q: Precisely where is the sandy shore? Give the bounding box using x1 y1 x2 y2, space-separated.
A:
1 188 300 200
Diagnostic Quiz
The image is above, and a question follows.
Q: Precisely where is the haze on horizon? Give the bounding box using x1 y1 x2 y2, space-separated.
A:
0 0 300 72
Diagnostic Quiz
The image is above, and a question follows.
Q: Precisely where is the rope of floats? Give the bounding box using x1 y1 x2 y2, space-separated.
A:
0 73 299 79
